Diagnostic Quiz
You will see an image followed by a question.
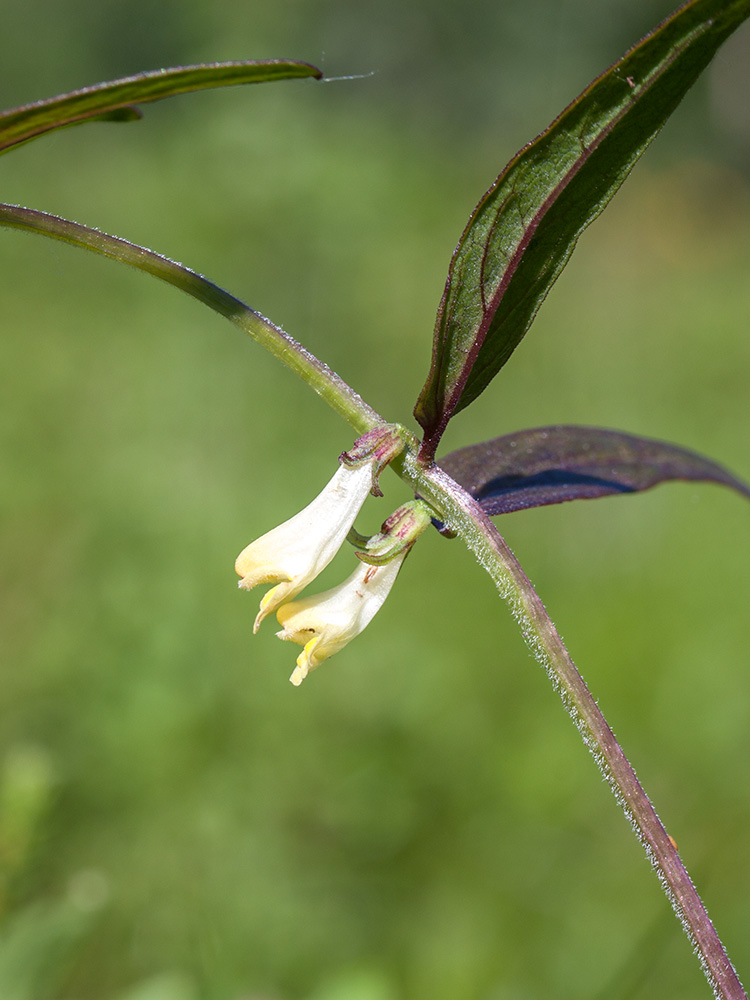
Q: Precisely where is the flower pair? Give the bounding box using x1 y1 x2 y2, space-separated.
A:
235 431 427 685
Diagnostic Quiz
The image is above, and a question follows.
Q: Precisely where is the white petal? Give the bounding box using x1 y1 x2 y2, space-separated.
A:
276 551 407 683
235 461 374 628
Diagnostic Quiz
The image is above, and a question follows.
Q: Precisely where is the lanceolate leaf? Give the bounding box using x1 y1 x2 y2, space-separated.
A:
0 60 321 154
439 426 750 516
414 0 750 459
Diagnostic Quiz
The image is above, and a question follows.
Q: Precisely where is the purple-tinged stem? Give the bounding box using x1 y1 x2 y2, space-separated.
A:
402 457 747 1000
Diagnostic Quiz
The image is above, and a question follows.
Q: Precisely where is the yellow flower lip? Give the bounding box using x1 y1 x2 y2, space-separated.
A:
275 551 407 685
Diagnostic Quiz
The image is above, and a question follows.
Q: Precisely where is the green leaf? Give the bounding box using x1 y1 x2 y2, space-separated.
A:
439 426 750 516
414 0 750 458
0 60 321 154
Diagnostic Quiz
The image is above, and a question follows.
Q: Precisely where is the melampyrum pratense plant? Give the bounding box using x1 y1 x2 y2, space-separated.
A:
1 0 749 996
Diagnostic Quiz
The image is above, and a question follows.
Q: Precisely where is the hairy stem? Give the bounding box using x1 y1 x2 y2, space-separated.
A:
0 204 382 435
399 453 746 1000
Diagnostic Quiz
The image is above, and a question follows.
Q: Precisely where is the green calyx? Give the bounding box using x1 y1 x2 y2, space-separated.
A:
340 424 411 497
349 499 435 566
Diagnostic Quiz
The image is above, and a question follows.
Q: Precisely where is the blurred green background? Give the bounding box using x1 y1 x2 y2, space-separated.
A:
1 1 749 998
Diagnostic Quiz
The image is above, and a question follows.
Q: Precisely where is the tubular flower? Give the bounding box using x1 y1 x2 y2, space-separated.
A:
276 550 408 686
235 462 374 631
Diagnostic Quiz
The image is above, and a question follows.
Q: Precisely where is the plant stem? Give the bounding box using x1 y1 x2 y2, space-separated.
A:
0 205 382 435
401 454 747 1000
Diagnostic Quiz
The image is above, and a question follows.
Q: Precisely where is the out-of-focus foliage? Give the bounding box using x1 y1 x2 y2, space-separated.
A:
1 1 749 999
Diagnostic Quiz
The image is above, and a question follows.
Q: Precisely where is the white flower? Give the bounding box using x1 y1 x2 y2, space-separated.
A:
275 550 408 686
235 462 374 632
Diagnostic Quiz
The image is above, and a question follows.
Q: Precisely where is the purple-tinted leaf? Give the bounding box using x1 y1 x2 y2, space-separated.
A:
0 60 321 154
414 0 750 460
439 426 750 516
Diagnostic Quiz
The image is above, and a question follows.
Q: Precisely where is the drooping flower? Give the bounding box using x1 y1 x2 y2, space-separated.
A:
275 550 408 686
235 461 374 631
